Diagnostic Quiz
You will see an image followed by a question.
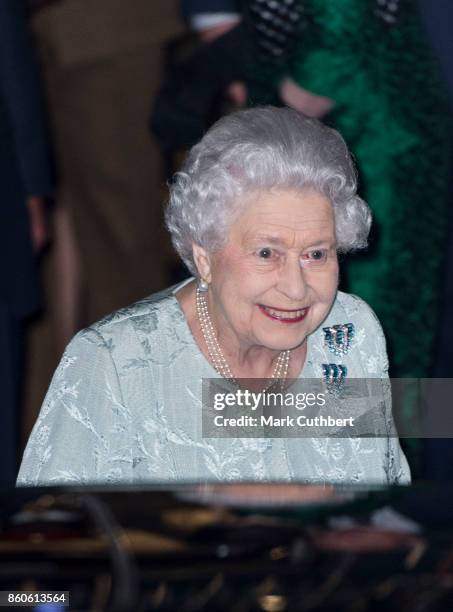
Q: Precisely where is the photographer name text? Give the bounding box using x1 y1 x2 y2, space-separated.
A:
213 415 355 428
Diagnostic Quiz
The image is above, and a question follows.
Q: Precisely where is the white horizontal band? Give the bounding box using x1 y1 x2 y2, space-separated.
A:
190 13 241 32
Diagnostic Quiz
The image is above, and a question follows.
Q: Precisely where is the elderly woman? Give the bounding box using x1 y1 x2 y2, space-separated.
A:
18 107 410 486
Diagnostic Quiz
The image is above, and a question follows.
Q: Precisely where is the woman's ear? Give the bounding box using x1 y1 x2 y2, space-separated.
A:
192 244 212 283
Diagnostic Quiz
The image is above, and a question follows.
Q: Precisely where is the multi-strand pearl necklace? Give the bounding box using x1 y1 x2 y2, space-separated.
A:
196 287 291 386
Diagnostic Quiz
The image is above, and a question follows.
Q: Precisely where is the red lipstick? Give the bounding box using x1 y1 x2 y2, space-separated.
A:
258 304 309 323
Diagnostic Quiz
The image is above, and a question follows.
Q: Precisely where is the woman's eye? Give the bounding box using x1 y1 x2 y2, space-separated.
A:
311 249 326 261
257 247 273 259
302 249 328 265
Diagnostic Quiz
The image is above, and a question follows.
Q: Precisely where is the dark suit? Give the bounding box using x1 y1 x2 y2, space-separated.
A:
0 0 52 486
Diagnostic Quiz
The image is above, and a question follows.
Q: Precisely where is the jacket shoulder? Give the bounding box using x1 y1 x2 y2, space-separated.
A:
332 291 383 330
88 286 181 339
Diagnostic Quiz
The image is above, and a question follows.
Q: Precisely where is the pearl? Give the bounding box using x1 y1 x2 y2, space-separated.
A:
196 288 291 389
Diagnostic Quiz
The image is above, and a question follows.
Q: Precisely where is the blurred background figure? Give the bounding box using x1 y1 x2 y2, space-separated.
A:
0 0 53 486
31 0 184 328
23 0 183 436
151 0 246 181
260 0 451 383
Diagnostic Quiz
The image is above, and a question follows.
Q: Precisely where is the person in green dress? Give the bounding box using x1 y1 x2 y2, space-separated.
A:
248 0 451 378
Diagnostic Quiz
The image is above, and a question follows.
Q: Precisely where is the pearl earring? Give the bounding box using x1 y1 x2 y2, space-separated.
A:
198 278 209 292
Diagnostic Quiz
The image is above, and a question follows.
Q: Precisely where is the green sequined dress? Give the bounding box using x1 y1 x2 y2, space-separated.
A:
250 0 451 377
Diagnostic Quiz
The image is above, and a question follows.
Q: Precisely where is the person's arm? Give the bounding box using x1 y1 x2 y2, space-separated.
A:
17 328 132 486
250 0 364 116
279 78 335 119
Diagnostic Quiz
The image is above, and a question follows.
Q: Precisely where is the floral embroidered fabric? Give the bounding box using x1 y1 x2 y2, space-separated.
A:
17 281 410 486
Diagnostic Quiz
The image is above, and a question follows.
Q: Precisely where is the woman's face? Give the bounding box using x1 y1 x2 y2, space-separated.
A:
195 189 339 353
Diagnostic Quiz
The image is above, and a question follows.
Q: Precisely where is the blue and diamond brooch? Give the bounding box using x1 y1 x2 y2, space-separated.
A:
323 323 354 357
322 363 347 396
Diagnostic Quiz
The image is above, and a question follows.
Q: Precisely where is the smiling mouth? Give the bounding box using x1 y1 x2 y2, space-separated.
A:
258 304 309 323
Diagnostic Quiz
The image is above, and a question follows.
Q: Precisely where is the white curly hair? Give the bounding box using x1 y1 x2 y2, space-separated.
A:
166 106 371 275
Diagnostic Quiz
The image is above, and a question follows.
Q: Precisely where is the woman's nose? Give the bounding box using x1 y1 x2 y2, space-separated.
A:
277 257 308 303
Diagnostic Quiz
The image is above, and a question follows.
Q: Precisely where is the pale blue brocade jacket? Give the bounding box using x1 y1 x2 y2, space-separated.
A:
17 281 411 486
